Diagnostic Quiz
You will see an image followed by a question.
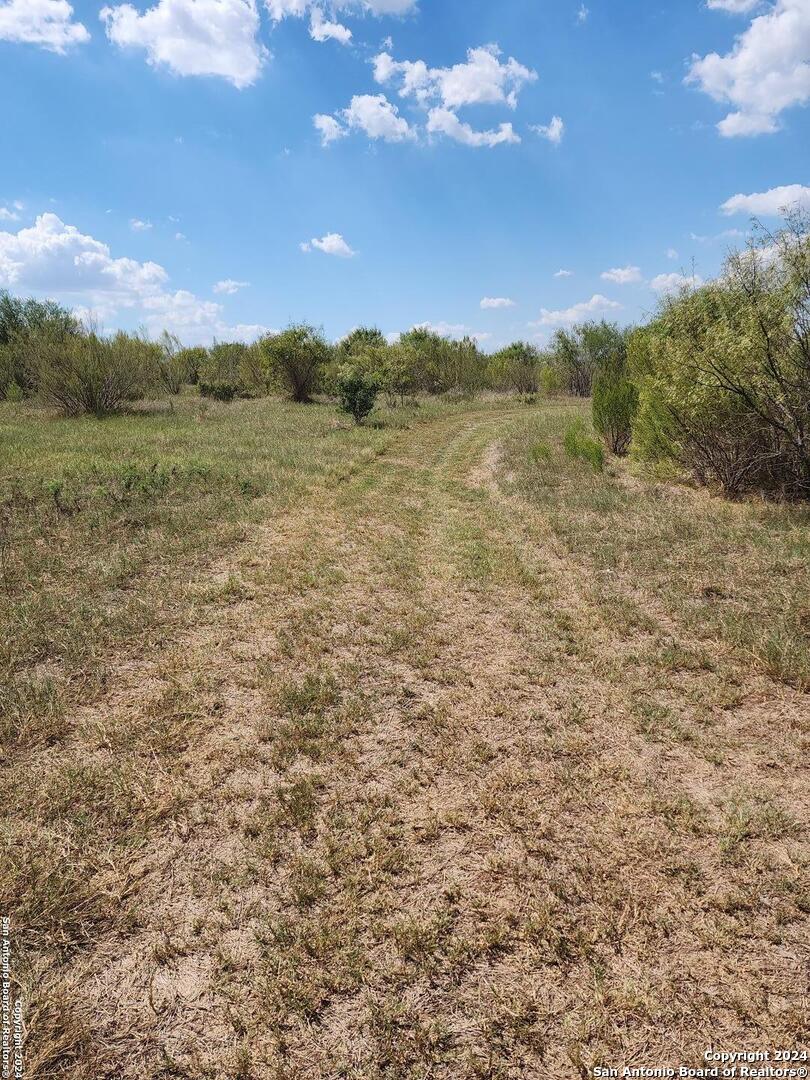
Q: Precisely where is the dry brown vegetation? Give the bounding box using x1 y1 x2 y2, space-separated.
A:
2 397 808 1078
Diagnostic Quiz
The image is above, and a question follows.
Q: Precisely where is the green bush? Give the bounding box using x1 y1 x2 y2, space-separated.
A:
5 379 24 403
489 342 540 394
548 321 629 396
632 213 810 498
259 325 331 403
336 366 379 424
592 372 639 455
198 342 249 402
157 332 187 395
564 418 604 472
0 291 80 397
24 328 160 416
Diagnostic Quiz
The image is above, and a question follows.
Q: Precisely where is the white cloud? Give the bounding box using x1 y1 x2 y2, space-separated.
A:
313 113 347 145
532 115 565 144
140 290 268 342
266 0 416 20
0 0 89 52
650 272 704 293
101 0 266 88
600 265 642 285
302 232 357 257
532 294 622 327
554 268 573 278
480 297 516 309
427 107 519 147
175 231 187 241
0 212 261 345
720 183 810 215
412 321 490 343
341 94 414 141
213 278 250 294
129 218 153 231
687 0 810 136
0 207 20 222
309 7 351 43
576 3 589 23
666 247 679 260
0 214 167 307
707 0 760 12
373 44 537 111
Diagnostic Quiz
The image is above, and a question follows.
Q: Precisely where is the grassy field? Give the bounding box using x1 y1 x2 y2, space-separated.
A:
2 395 808 1078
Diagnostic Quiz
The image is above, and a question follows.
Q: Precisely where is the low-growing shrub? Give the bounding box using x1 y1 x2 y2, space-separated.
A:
24 328 160 416
564 418 604 471
259 325 331 403
592 372 639 455
199 381 238 402
198 342 249 402
5 380 24 403
336 366 379 424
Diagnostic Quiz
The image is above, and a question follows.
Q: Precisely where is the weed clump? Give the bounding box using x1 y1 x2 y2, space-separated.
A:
564 418 604 472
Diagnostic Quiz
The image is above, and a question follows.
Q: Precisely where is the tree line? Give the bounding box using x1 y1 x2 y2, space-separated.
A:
1 211 807 499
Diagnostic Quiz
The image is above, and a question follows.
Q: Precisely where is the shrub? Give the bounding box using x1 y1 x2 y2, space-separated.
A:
157 332 187 395
539 363 561 396
632 213 810 498
259 325 330 403
198 342 248 402
336 366 379 424
592 372 639 455
548 321 629 396
564 418 604 471
5 379 24 403
490 342 540 394
0 291 80 397
26 328 160 416
176 346 207 385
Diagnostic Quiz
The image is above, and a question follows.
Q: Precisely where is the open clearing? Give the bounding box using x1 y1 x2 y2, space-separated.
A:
2 397 809 1078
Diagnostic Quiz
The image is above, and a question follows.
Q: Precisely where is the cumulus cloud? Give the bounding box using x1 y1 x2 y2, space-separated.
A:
0 213 262 344
532 116 564 144
707 0 760 12
426 107 519 147
0 0 89 52
576 4 589 23
373 44 537 110
101 0 267 88
301 232 357 257
650 272 704 293
666 247 679 260
322 93 414 142
687 0 810 136
213 278 250 293
129 218 152 231
720 183 810 215
480 297 516 309
309 6 351 43
532 294 622 327
601 265 642 285
412 321 491 343
313 113 347 145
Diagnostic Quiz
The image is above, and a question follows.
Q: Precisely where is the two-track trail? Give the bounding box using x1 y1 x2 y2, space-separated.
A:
24 406 809 1078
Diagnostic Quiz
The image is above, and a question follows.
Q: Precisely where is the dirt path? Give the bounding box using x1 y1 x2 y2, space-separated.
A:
26 407 809 1078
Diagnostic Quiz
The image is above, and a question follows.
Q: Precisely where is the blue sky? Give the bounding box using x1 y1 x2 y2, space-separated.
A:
1 0 808 348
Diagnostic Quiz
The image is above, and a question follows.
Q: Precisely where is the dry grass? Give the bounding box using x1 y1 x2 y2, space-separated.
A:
3 396 808 1077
